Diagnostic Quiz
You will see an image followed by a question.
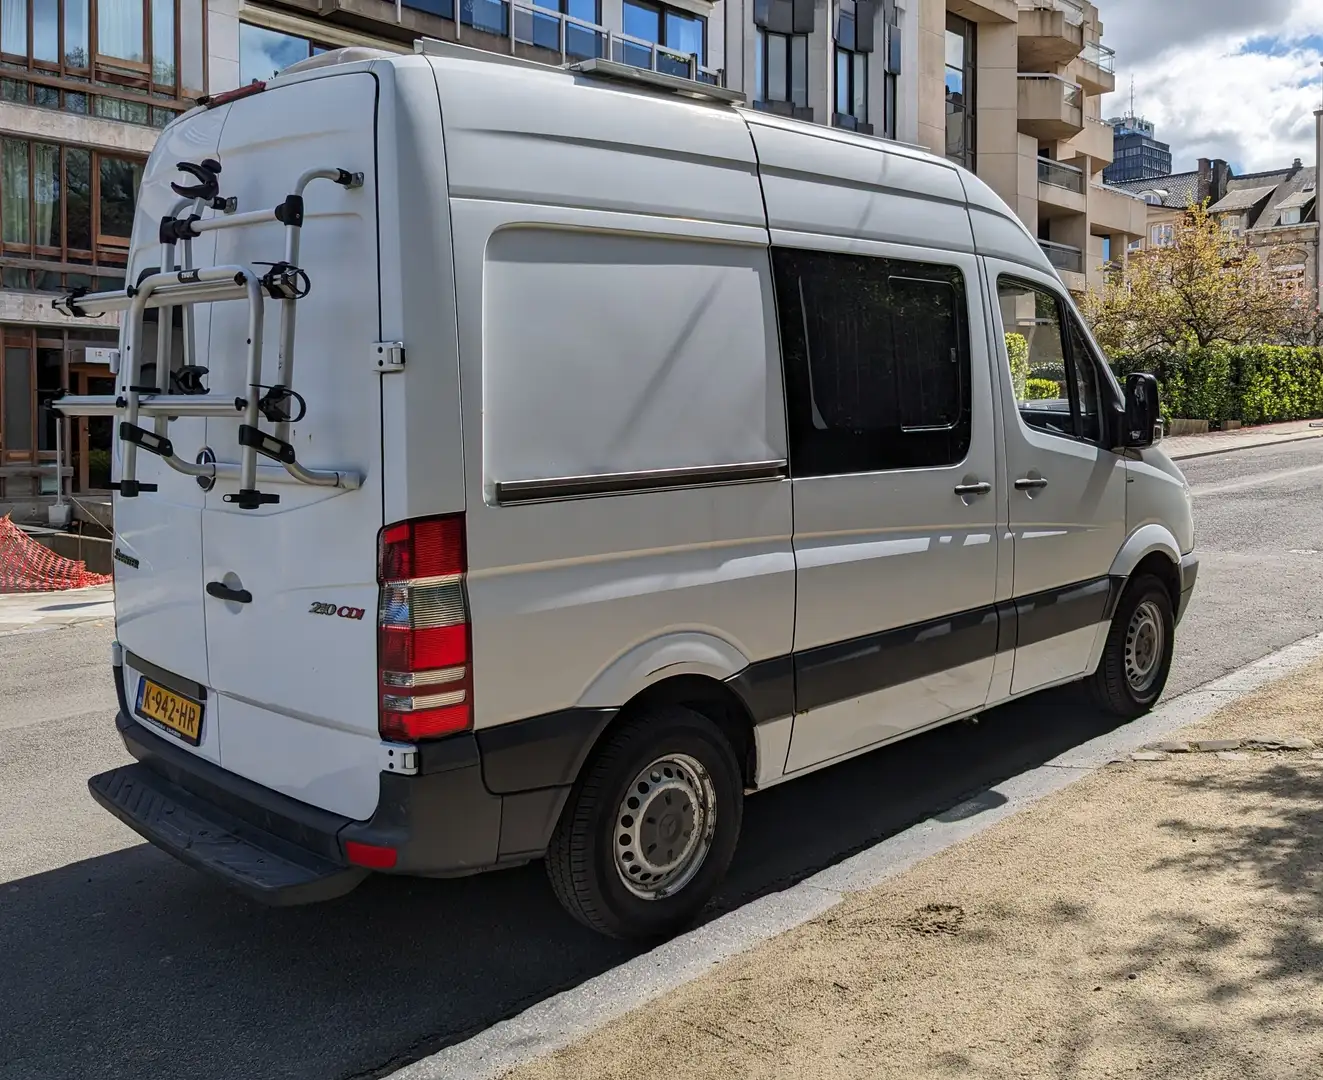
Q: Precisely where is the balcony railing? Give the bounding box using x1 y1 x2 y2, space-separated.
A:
1039 158 1085 193
1019 73 1083 110
459 0 723 84
1039 239 1084 274
1082 39 1116 72
1017 0 1085 26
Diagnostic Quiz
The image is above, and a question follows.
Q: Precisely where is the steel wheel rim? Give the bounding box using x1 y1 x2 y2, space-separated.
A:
1125 599 1165 693
613 753 717 900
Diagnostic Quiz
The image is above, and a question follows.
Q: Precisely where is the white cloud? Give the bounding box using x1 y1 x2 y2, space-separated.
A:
1100 0 1323 174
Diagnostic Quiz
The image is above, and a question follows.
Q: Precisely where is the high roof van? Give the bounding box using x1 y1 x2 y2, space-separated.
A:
58 41 1197 940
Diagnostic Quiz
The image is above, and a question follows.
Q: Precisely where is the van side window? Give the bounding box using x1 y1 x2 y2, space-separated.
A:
997 279 1100 444
771 247 972 477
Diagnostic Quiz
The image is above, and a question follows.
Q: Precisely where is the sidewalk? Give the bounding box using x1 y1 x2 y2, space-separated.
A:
0 585 114 635
1163 418 1323 461
505 660 1323 1080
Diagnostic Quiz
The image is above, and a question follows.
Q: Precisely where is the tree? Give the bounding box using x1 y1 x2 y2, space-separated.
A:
1081 201 1296 354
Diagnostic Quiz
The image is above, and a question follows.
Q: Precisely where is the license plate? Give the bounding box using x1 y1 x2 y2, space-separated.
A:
135 677 204 745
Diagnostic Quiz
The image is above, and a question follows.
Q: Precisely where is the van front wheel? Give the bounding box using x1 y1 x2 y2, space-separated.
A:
545 705 743 940
1091 574 1175 718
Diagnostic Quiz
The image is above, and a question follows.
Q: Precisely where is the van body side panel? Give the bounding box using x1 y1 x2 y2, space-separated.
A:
432 58 795 738
198 71 385 820
379 58 466 527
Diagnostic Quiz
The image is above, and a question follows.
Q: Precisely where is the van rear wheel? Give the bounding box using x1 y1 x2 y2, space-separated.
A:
1090 574 1175 718
545 705 743 940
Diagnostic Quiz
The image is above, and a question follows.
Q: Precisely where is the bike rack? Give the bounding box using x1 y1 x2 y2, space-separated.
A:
52 159 367 507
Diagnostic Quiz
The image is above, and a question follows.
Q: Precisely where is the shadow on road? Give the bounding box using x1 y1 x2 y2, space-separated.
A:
0 687 1129 1080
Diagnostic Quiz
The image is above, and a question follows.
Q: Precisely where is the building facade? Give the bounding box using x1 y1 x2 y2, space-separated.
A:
1102 114 1171 184
913 0 1140 294
0 0 1130 508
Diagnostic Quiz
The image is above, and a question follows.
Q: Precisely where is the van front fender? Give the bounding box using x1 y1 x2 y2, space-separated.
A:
1109 523 1182 581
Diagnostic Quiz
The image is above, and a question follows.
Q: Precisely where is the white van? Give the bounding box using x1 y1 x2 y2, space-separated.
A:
59 41 1197 940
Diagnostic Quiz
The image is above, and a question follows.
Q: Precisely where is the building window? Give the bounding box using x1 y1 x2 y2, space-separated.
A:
945 14 975 169
239 24 338 84
522 0 604 60
835 47 867 125
0 0 203 124
622 0 705 77
0 138 142 294
770 246 973 476
1280 207 1302 227
1150 223 1174 248
754 30 808 108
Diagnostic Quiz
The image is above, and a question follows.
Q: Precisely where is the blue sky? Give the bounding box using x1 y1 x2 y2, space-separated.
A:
1100 0 1323 174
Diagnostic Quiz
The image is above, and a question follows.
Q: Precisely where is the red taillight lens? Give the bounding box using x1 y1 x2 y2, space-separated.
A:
377 515 472 742
344 840 398 870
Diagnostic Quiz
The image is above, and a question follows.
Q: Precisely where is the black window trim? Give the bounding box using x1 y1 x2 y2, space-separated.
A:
756 27 808 107
773 245 976 480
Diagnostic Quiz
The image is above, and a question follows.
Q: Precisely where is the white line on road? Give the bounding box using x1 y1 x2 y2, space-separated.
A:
393 628 1323 1080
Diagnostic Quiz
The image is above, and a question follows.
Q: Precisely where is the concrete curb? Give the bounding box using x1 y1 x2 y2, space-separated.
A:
1167 429 1323 462
392 628 1323 1080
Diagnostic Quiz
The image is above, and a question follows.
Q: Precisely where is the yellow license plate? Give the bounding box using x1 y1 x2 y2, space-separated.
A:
136 678 204 745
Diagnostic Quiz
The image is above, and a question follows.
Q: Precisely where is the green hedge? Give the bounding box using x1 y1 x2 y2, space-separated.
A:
1025 378 1060 400
1109 346 1323 425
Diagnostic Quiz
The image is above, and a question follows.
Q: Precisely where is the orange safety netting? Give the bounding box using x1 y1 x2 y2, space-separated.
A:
0 514 112 593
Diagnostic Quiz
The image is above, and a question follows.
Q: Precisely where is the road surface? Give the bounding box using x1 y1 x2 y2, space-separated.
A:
4 438 1323 1080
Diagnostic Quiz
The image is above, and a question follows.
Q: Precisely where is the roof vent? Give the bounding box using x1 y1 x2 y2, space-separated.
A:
281 46 394 76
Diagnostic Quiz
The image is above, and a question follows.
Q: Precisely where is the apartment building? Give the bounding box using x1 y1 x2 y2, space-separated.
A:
1102 114 1171 184
914 0 1141 294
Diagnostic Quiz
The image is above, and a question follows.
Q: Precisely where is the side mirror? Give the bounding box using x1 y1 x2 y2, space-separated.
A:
1123 372 1160 448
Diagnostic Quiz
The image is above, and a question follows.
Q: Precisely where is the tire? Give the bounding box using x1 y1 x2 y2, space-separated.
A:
545 704 743 940
1090 574 1175 719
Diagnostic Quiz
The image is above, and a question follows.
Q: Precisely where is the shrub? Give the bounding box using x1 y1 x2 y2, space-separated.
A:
1006 332 1030 399
1025 378 1060 400
1109 345 1323 425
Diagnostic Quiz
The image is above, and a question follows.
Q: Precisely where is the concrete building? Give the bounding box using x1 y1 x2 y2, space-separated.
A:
913 0 1142 295
1102 114 1171 184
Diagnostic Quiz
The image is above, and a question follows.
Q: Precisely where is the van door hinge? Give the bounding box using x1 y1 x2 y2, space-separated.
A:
372 341 405 373
379 741 419 775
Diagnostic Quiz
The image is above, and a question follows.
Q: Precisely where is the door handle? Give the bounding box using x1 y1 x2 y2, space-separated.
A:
1014 477 1049 491
206 581 252 604
954 482 992 497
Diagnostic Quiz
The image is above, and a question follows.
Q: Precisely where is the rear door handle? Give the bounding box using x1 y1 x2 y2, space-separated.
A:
954 482 992 496
206 581 252 604
1014 477 1049 491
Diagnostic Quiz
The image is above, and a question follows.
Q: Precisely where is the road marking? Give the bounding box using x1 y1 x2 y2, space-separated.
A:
391 627 1323 1080
1191 462 1323 497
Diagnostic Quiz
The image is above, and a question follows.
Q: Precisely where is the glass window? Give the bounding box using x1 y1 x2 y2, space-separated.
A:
98 0 145 63
239 23 315 84
622 0 703 67
3 139 30 246
622 0 659 41
771 247 973 477
37 347 62 451
98 155 141 239
790 33 807 106
1 0 26 57
34 142 60 249
152 0 175 85
66 147 92 250
66 0 90 67
34 0 59 61
664 9 702 58
753 28 764 102
998 279 1101 444
945 13 975 168
758 30 807 107
767 31 787 102
835 47 866 122
4 347 33 452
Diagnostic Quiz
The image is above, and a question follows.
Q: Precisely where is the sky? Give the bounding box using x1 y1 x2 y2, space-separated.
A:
1100 0 1323 175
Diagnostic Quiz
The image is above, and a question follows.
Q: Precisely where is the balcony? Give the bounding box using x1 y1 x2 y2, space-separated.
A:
1039 238 1084 274
1016 0 1084 69
267 0 723 86
1062 115 1115 164
1075 39 1116 94
1018 74 1084 140
1038 158 1087 215
1089 183 1148 237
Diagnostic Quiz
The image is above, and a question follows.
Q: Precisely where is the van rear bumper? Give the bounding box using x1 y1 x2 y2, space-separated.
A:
94 666 561 905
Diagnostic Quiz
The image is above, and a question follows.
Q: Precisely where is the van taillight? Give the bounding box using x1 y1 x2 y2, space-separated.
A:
376 515 472 742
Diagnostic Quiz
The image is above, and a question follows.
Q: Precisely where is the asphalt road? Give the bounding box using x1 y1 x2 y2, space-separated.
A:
4 438 1323 1080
